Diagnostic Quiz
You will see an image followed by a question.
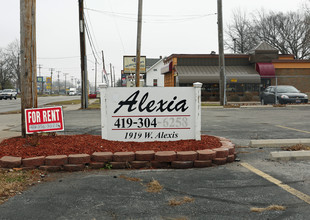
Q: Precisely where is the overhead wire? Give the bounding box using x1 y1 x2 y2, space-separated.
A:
84 7 217 23
84 16 101 64
84 1 101 62
107 0 126 54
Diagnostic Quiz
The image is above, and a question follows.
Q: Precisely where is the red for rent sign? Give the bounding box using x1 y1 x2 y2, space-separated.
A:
25 106 64 134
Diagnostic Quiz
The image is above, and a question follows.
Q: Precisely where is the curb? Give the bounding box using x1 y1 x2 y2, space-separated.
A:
0 137 237 171
249 139 310 148
270 151 310 161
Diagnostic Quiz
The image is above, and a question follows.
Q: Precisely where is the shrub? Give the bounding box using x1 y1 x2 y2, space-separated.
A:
227 94 240 102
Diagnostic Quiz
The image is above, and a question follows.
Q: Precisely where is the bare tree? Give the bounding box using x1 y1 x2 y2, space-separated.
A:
0 40 20 90
5 40 21 90
253 11 310 59
225 9 258 53
0 49 14 89
226 8 310 59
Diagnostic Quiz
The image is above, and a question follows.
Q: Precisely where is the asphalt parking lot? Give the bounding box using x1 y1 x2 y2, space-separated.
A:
1 105 310 219
0 147 310 220
57 105 310 146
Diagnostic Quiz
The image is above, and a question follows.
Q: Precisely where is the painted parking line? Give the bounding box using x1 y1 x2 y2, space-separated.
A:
276 125 310 134
241 162 310 205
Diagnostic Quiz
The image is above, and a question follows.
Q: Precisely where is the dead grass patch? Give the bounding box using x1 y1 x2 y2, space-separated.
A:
236 146 249 148
283 144 310 151
45 99 81 106
272 104 286 107
163 217 188 220
87 100 100 109
119 175 142 182
145 179 163 193
251 205 286 213
223 104 240 108
0 169 44 205
237 151 250 154
168 196 195 206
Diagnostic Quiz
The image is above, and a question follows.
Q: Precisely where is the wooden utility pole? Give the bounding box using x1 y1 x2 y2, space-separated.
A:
94 58 97 94
57 71 61 94
38 64 42 76
50 68 54 94
101 51 105 83
113 66 116 87
110 63 113 87
78 0 88 108
217 0 226 106
20 0 37 137
63 73 69 95
135 0 143 87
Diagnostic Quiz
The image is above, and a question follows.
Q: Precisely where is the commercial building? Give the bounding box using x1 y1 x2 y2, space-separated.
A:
161 42 310 101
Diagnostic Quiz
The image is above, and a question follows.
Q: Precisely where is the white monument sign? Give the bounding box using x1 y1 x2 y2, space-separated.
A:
100 83 202 142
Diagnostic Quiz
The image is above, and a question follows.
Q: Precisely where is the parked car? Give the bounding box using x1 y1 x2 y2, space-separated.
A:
0 89 17 100
260 85 308 105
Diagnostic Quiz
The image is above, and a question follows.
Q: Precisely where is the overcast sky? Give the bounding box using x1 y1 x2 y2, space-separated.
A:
0 0 307 85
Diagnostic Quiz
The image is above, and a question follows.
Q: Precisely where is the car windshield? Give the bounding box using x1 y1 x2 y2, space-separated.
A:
276 86 299 93
3 89 12 92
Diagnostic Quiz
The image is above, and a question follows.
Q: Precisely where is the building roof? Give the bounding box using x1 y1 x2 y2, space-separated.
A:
146 58 161 69
249 42 278 54
176 66 260 84
164 54 249 62
146 58 163 73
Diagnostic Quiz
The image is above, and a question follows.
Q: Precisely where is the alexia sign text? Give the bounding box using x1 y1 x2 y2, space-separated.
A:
100 83 202 142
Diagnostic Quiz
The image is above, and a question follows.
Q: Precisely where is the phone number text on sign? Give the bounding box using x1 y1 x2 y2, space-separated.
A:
112 115 190 140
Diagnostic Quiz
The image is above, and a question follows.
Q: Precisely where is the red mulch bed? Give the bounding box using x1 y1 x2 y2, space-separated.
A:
0 134 221 158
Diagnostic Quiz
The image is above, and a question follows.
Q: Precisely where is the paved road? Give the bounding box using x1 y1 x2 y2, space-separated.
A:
0 95 80 113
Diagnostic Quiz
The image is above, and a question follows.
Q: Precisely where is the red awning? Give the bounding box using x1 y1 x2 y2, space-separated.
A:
256 63 275 78
161 62 172 74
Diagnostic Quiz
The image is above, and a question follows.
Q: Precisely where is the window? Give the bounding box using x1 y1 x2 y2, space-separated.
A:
153 79 158 87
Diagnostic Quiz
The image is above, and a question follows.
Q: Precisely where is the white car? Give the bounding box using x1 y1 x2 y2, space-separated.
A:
0 89 17 100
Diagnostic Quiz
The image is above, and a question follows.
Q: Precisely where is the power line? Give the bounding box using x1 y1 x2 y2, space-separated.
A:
84 1 101 57
37 52 101 60
84 7 217 23
107 0 126 53
84 15 101 63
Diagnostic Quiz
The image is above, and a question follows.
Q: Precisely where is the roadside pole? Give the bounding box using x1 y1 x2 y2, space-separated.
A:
275 77 278 104
57 71 61 94
217 0 226 106
135 0 143 87
20 0 38 137
95 58 97 94
78 0 88 108
110 63 113 87
101 51 106 84
50 68 54 94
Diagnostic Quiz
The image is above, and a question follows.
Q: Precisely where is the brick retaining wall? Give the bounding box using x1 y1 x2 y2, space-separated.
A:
0 137 236 171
